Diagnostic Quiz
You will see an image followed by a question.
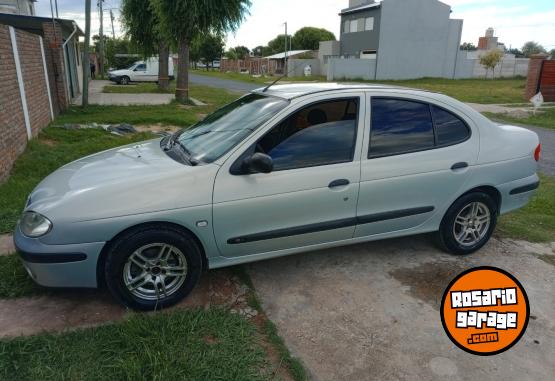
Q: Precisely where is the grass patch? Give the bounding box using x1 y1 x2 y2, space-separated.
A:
0 309 272 380
0 255 45 298
484 108 555 130
498 175 555 242
0 128 153 234
233 266 307 381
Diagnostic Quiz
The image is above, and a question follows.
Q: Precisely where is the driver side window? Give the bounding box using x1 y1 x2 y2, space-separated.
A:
135 64 146 71
255 98 359 171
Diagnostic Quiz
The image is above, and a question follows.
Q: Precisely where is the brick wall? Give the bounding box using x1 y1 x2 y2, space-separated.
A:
539 61 555 102
0 24 27 183
525 53 553 101
16 29 52 137
0 24 53 183
42 22 68 113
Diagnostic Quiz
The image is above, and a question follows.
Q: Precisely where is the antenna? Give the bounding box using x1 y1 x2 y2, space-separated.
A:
262 61 304 93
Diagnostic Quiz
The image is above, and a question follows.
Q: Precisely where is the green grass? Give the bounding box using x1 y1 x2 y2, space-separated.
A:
498 175 555 242
484 108 555 130
0 309 272 380
0 255 45 298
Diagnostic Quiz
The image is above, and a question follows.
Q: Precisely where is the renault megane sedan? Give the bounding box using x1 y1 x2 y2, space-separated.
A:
14 83 541 310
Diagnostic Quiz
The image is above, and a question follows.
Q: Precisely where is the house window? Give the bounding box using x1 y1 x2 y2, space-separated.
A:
365 17 374 31
344 20 350 34
350 19 358 33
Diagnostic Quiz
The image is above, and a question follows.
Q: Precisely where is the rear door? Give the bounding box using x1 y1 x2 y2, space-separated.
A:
213 93 366 258
354 94 479 238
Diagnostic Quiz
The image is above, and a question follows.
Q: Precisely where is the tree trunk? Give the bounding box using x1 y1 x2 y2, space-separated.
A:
158 40 170 92
176 37 189 103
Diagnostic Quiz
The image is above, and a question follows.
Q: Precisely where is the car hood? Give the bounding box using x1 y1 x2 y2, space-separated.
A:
109 69 129 76
27 139 219 222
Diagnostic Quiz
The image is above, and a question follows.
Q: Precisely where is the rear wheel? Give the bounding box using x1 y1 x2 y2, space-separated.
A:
120 76 130 85
104 226 203 310
437 192 497 255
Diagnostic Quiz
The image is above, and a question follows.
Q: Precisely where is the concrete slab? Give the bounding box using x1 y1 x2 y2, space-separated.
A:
0 234 15 255
248 236 555 380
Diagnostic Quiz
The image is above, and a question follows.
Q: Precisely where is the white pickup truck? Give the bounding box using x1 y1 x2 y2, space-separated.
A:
108 57 175 85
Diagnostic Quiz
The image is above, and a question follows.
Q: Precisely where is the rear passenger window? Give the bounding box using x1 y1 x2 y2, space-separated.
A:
370 99 435 158
432 106 470 146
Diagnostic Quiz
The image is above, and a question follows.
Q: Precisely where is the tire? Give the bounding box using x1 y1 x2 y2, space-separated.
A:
120 76 130 85
104 226 203 311
437 192 498 255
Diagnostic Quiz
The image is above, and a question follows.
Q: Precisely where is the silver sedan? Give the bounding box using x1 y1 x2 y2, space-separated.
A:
15 84 541 310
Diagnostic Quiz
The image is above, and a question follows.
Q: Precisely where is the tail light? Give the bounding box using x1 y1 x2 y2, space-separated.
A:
534 144 541 162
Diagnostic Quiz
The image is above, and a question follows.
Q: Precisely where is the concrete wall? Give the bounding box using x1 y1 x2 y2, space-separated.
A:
327 58 376 81
0 24 53 183
0 0 35 15
340 7 381 57
376 0 462 80
318 40 340 76
288 59 321 77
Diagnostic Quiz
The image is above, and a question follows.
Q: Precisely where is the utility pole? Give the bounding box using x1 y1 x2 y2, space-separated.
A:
284 22 288 75
82 0 91 106
98 0 105 78
110 9 116 39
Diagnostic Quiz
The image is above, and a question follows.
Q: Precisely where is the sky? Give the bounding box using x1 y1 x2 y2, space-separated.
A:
35 0 555 52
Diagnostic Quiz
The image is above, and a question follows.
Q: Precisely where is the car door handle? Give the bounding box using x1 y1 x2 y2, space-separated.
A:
329 179 350 188
451 162 469 170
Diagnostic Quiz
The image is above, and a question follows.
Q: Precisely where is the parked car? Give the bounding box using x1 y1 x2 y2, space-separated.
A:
108 57 174 85
15 83 541 310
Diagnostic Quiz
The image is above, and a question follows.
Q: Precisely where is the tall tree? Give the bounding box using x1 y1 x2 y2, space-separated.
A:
200 34 225 70
121 0 171 91
268 34 292 54
233 45 250 59
152 0 251 103
521 41 546 58
551 49 555 59
292 27 336 51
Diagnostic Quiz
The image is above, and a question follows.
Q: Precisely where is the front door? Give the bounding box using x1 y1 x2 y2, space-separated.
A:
213 94 366 258
354 95 479 238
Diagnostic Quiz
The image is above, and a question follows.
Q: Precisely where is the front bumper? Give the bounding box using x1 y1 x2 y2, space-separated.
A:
14 226 105 288
108 74 122 83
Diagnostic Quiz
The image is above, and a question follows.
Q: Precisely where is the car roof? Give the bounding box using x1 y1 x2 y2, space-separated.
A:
252 82 436 100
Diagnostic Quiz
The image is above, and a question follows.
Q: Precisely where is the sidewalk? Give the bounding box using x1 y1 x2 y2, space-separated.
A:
73 80 174 106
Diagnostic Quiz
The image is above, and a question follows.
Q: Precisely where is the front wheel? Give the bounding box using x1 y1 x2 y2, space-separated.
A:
104 226 203 310
120 76 130 85
437 192 497 255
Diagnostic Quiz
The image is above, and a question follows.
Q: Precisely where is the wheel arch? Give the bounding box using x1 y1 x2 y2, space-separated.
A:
460 185 502 215
96 221 208 288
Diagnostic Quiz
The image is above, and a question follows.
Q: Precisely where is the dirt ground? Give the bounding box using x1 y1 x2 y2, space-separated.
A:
0 269 251 338
248 235 555 381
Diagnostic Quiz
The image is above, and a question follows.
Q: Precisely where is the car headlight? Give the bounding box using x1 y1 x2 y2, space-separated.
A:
20 211 52 238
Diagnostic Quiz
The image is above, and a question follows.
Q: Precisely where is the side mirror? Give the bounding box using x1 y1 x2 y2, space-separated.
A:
243 153 273 174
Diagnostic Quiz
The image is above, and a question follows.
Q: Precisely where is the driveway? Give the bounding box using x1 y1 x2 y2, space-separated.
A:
248 236 555 380
74 80 174 106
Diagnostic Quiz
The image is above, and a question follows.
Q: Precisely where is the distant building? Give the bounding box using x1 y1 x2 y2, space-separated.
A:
0 0 36 16
478 28 505 51
335 0 463 79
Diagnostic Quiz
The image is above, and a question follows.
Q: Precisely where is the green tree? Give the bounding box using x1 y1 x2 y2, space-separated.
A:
508 48 524 58
152 0 251 103
550 49 555 59
460 42 477 51
200 34 225 70
267 34 292 54
233 45 250 59
521 41 546 58
479 49 504 79
225 47 239 60
292 27 335 51
121 0 171 91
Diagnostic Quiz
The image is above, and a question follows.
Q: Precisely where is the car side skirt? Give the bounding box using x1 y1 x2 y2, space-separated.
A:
227 206 434 245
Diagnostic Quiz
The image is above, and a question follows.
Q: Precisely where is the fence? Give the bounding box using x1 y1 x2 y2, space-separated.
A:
220 58 280 76
526 54 555 101
0 24 58 182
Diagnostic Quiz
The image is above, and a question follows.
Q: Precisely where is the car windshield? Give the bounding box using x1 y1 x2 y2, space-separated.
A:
176 94 289 163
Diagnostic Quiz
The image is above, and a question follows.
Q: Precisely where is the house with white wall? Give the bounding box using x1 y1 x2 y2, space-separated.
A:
0 0 36 16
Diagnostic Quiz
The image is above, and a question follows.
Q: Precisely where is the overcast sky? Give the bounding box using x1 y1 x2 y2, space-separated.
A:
36 0 555 51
